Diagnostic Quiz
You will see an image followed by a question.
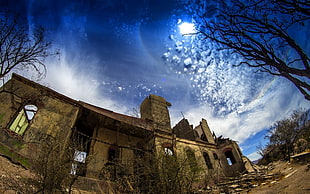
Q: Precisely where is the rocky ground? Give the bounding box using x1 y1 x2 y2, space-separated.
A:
248 161 310 194
215 160 310 194
0 155 309 193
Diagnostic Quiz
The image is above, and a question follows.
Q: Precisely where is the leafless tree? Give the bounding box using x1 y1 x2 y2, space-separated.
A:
0 130 92 194
256 142 268 158
0 10 53 80
195 0 310 100
265 110 309 160
28 131 94 194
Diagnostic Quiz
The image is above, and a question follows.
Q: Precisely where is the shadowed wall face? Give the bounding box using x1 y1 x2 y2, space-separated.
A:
140 94 172 133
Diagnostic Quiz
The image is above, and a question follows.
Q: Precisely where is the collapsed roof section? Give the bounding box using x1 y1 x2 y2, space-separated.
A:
173 118 218 144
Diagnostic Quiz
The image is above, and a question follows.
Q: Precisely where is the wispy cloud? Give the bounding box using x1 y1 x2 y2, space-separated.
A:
42 52 129 113
170 77 309 145
247 151 261 161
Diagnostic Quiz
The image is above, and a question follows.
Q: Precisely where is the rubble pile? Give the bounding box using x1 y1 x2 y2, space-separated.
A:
217 163 283 193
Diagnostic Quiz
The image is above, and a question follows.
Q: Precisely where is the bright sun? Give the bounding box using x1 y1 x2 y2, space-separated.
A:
178 22 196 35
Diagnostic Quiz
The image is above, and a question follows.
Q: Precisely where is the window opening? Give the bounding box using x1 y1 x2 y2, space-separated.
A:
224 150 236 166
134 143 144 159
74 150 87 163
162 142 174 156
164 147 174 155
213 153 218 160
203 152 213 169
24 105 38 120
70 150 87 175
108 146 120 163
227 158 233 165
9 104 37 135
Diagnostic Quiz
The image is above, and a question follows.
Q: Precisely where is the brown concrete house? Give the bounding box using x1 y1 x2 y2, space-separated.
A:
0 74 247 188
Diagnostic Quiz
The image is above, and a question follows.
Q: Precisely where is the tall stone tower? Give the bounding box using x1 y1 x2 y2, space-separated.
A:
140 94 172 133
200 119 215 144
194 119 215 144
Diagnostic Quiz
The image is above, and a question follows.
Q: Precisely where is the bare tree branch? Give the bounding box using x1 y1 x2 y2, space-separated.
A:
0 10 54 80
196 0 310 100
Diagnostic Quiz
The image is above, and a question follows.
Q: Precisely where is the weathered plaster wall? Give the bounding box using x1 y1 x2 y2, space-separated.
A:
153 128 226 183
175 138 225 179
218 141 245 176
0 92 16 128
0 76 80 158
86 126 150 179
140 94 171 133
173 119 196 141
24 96 79 140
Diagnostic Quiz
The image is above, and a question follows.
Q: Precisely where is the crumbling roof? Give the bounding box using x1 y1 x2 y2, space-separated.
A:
173 118 196 141
79 101 154 131
9 74 154 131
9 73 78 105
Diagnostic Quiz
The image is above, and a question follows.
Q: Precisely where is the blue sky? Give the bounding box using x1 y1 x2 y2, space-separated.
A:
1 0 309 161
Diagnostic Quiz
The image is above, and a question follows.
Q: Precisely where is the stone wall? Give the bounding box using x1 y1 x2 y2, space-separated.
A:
86 126 150 179
174 138 225 178
0 74 79 158
140 94 171 133
0 74 249 192
173 118 196 141
217 141 246 176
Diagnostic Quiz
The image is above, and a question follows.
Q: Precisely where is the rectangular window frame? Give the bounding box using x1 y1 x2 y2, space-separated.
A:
9 109 29 135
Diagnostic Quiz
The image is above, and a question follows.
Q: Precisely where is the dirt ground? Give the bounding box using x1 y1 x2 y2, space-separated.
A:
249 161 310 194
1 155 309 194
0 155 31 193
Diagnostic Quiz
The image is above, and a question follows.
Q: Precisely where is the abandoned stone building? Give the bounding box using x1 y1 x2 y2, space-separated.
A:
0 74 247 185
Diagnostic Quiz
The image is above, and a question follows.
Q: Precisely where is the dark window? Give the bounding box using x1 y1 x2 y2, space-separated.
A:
108 146 120 162
203 152 213 169
134 143 145 176
134 143 144 159
224 150 236 165
213 153 218 160
201 133 208 142
105 146 121 180
9 104 38 135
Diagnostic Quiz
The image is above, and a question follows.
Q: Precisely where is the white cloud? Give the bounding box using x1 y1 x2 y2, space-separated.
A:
41 53 128 114
164 21 310 148
246 151 261 161
170 77 310 144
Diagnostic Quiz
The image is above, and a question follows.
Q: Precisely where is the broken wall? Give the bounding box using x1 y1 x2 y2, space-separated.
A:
217 140 245 176
0 74 79 158
174 138 225 182
140 94 172 133
194 119 215 144
86 126 152 179
73 108 154 179
173 118 196 141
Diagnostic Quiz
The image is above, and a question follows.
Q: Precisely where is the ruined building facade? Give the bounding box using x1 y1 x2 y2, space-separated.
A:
0 74 246 184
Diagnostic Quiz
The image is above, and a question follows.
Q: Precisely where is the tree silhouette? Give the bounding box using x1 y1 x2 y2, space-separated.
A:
196 0 310 100
261 110 310 163
0 11 54 80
